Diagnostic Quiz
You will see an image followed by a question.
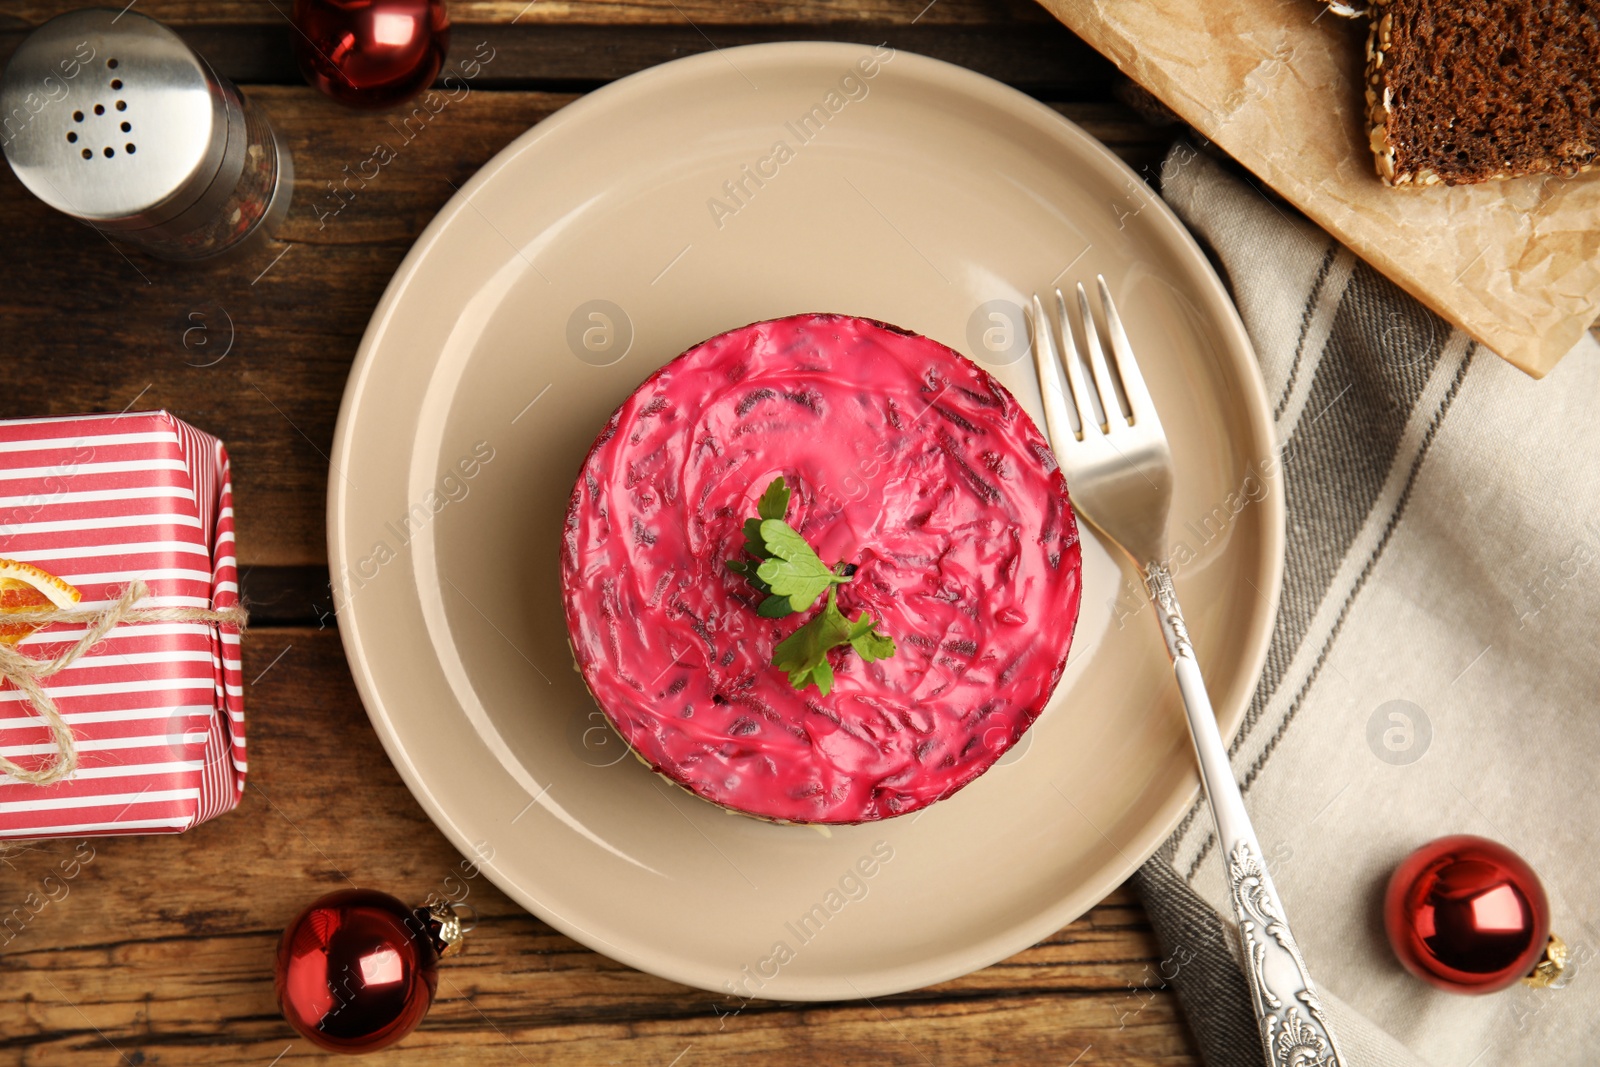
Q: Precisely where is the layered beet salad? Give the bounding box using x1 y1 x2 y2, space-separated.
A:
560 314 1082 824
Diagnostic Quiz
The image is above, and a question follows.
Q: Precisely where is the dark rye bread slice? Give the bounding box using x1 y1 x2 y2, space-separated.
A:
1365 0 1600 186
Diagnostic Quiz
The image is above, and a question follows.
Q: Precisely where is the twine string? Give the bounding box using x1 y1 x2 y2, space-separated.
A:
0 580 248 787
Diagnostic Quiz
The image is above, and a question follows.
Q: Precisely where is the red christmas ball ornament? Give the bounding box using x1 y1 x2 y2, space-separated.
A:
1384 835 1566 994
292 0 450 109
276 889 466 1053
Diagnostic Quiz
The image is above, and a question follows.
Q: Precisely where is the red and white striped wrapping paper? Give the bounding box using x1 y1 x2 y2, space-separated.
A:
0 411 244 839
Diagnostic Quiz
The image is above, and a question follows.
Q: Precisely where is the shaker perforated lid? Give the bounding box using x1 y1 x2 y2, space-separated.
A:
0 8 229 226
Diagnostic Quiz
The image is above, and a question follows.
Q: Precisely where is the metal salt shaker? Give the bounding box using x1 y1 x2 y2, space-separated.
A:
0 8 292 261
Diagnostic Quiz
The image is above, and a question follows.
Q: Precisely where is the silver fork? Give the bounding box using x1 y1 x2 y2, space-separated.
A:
1031 278 1345 1067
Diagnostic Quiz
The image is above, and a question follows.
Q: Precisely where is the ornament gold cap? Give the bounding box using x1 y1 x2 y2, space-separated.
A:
1522 934 1568 988
418 901 470 958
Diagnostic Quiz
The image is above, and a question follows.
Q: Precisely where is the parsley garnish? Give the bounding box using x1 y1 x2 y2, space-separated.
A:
726 476 897 694
754 522 850 611
772 588 896 695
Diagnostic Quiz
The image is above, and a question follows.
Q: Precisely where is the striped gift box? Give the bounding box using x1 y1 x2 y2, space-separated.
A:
0 411 244 839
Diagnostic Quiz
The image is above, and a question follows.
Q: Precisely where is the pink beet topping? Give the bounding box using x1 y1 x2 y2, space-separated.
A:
560 314 1082 823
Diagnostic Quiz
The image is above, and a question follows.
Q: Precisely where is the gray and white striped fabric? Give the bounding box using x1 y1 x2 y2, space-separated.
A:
1133 145 1600 1067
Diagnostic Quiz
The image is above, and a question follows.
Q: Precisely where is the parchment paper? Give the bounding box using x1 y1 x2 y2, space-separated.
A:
1038 0 1600 377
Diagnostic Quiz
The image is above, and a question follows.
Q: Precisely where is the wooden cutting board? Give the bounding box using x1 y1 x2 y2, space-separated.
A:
1038 0 1600 377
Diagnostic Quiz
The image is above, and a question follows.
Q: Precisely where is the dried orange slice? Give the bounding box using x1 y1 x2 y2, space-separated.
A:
0 559 81 646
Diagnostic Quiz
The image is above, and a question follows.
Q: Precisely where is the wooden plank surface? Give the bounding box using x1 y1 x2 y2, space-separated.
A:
0 3 1201 1063
1 631 1201 1066
0 0 1061 27
1 24 1116 96
0 88 1172 569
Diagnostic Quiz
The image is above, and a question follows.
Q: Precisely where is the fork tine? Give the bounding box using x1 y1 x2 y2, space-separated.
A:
1052 287 1099 438
1030 292 1079 448
1096 275 1161 430
1075 282 1125 430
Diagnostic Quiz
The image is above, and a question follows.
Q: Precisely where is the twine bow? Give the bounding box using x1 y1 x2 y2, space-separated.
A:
0 580 249 786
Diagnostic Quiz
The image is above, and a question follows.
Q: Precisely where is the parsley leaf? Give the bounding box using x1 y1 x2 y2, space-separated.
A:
725 557 774 598
754 519 849 612
741 518 772 560
757 594 794 618
847 618 897 662
771 588 896 696
757 477 791 522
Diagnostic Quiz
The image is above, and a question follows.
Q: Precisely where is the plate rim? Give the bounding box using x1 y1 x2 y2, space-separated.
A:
329 40 1285 1000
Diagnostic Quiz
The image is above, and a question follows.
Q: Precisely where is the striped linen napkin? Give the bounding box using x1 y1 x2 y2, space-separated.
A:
1131 144 1600 1067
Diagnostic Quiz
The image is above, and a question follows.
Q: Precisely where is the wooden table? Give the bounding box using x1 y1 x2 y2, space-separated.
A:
0 3 1200 1063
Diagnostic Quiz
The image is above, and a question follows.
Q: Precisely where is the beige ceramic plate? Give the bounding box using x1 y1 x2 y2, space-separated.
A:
330 42 1283 1000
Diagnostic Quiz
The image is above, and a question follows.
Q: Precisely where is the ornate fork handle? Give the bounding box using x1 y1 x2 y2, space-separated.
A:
1145 563 1346 1067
